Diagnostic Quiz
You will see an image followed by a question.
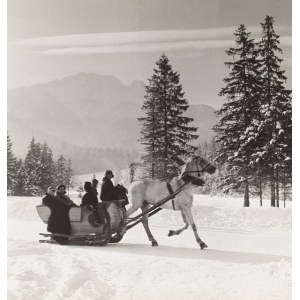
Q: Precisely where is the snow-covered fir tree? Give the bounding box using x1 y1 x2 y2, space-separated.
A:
8 137 74 196
253 15 292 207
7 133 17 195
138 78 160 179
54 155 67 186
13 159 27 196
139 54 198 179
24 137 42 195
213 25 262 206
39 142 55 193
65 159 73 191
53 155 73 189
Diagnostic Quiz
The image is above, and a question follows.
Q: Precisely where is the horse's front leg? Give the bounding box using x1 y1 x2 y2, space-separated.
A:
182 207 208 249
168 210 189 236
141 202 158 246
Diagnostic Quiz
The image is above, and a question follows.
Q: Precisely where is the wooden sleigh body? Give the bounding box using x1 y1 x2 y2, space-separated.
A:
37 200 127 246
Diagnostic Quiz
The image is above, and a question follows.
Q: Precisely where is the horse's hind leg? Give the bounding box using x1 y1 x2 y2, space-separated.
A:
168 210 189 237
141 202 158 246
182 207 208 249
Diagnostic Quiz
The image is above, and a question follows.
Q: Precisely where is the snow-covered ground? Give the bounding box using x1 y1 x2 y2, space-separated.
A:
7 194 291 300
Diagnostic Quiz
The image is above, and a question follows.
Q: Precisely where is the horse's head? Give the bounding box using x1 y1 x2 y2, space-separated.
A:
180 155 216 184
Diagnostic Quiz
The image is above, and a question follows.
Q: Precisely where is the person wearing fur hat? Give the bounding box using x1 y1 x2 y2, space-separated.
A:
42 186 72 243
56 184 76 207
100 170 118 202
81 181 99 209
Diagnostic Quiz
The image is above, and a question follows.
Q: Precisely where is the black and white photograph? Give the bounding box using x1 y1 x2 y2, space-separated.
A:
6 0 293 299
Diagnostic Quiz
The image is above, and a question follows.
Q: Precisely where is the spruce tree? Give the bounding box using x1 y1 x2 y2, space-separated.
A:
39 142 55 193
213 25 262 206
7 134 17 195
138 80 160 179
24 137 42 195
13 159 27 196
55 155 67 185
139 54 198 179
65 159 73 192
253 16 292 207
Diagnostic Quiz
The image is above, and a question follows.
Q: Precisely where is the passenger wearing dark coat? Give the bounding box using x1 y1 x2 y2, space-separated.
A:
56 184 76 206
81 181 102 224
81 181 99 209
42 186 71 236
100 170 117 202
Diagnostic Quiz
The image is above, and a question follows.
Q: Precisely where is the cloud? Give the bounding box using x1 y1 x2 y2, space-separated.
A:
42 40 236 55
16 26 291 55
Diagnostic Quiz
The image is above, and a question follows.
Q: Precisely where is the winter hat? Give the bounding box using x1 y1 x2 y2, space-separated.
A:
57 184 66 190
104 170 114 178
84 181 92 191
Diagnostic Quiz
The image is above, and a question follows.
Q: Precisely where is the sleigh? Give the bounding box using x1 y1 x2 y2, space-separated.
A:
37 180 192 246
37 200 127 246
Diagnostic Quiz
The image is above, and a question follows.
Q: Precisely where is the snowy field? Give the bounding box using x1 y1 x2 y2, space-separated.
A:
7 194 291 300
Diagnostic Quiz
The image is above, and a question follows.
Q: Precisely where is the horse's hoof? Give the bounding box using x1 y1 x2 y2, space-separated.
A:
168 230 175 236
152 241 158 246
200 242 208 250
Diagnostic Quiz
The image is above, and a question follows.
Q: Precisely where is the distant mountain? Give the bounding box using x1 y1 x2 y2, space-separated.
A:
7 73 218 173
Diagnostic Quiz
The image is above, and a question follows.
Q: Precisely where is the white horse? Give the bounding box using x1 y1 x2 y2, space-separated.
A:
126 155 216 249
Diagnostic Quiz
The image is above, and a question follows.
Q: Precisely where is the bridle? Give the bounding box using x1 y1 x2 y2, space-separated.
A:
151 157 212 182
165 157 210 207
181 157 212 178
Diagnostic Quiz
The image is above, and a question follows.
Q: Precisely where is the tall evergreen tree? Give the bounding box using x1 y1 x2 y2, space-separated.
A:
65 159 73 192
24 137 42 195
39 142 55 193
7 133 17 195
55 155 67 185
138 79 160 179
253 16 292 207
213 25 262 206
13 159 27 196
139 54 198 179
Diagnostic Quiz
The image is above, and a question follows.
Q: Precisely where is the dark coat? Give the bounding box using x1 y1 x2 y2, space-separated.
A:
100 177 117 202
81 191 99 209
42 193 71 235
56 192 75 206
92 187 98 197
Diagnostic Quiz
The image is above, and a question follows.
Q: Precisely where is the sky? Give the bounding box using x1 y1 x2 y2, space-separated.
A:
7 0 292 108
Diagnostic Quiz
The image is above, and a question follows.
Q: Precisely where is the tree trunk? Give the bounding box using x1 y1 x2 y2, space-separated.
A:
283 172 286 208
275 169 279 207
270 172 276 207
244 179 250 207
151 161 154 180
259 171 263 207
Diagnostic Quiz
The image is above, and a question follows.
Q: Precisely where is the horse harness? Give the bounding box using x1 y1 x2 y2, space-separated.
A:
166 181 176 210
